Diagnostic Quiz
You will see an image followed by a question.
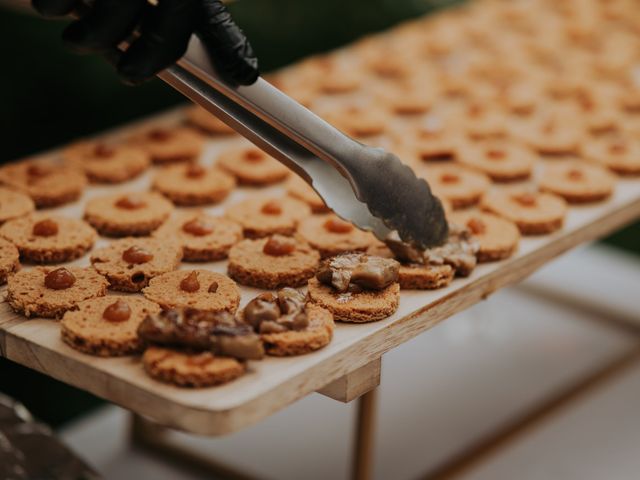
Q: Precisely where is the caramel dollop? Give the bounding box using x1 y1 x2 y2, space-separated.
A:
486 149 506 160
440 173 460 184
103 299 131 322
324 217 354 234
44 267 76 290
208 281 219 293
185 164 206 179
26 164 52 178
261 200 282 215
32 219 58 237
122 246 154 264
244 149 264 162
182 218 214 236
263 236 296 256
466 217 487 235
147 128 171 141
567 168 584 181
513 193 537 207
94 144 115 158
180 271 200 292
115 195 146 210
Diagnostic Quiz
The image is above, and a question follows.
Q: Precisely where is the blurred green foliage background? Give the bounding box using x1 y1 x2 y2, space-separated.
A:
0 0 637 427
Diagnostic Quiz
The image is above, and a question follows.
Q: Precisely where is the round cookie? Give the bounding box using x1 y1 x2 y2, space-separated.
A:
457 140 536 182
307 277 400 323
129 126 205 164
84 192 173 237
366 243 455 290
0 159 86 208
7 267 108 318
63 141 150 183
225 196 311 238
143 269 240 312
142 346 245 388
581 136 640 175
0 214 97 263
0 187 35 224
61 296 161 356
228 235 320 289
449 211 520 262
297 214 376 258
90 237 182 292
285 175 329 213
481 189 567 235
403 115 462 162
417 163 491 209
512 115 581 156
216 145 290 185
153 212 243 261
151 163 236 206
0 238 20 285
260 304 334 356
539 161 615 203
185 105 235 135
322 106 388 139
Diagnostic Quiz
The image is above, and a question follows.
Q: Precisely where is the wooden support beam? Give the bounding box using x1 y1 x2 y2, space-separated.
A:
317 358 382 403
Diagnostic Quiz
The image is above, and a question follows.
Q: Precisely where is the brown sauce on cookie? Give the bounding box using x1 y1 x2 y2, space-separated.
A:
26 163 53 178
440 173 460 184
122 246 154 264
567 168 584 181
261 200 282 215
486 148 506 160
115 195 146 210
324 217 354 234
180 271 200 292
609 142 627 155
466 217 487 235
182 218 214 236
44 267 76 290
513 193 538 207
185 164 206 179
208 281 219 293
147 128 171 142
244 149 265 162
94 144 116 158
263 236 296 256
103 300 131 322
32 219 58 237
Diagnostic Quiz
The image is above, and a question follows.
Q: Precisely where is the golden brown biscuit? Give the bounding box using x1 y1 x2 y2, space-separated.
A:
0 187 35 224
151 163 236 206
297 214 376 258
84 192 173 237
216 145 290 185
449 211 520 262
417 163 491 209
307 277 400 323
581 136 640 175
0 237 20 285
228 235 320 289
457 140 536 182
481 189 567 235
91 237 182 292
539 161 615 203
63 141 150 183
225 196 311 238
142 346 245 388
0 159 86 208
153 212 243 261
0 214 96 263
61 296 161 356
7 267 108 318
129 126 205 164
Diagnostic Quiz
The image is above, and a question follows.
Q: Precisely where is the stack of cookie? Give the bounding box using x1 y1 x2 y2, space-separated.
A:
1 0 639 389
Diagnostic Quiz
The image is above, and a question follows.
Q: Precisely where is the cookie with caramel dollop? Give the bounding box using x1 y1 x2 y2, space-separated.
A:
61 296 160 356
297 213 377 257
152 163 236 206
225 196 310 238
216 144 290 185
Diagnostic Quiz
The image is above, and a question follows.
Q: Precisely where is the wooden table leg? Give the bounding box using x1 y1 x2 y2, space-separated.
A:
352 387 379 480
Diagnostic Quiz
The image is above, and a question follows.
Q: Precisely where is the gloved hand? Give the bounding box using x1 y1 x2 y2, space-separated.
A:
31 0 259 86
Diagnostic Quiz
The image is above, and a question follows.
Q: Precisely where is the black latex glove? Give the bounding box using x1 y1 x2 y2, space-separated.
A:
31 0 259 86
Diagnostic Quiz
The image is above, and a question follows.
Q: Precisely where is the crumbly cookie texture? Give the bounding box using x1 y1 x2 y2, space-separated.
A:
228 236 320 289
63 141 150 183
307 277 400 323
0 159 86 208
481 189 567 235
258 304 334 356
129 126 205 164
61 296 160 356
0 187 35 224
7 267 108 318
153 212 243 261
297 214 376 258
0 214 97 264
142 346 246 388
417 163 491 209
91 237 182 292
216 145 290 185
285 175 329 213
185 105 236 135
450 211 520 262
225 196 311 238
151 163 236 206
84 192 173 237
143 269 241 313
0 238 20 285
539 161 615 203
367 243 455 290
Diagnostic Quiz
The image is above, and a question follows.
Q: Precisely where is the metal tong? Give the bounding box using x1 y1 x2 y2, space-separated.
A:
160 37 448 249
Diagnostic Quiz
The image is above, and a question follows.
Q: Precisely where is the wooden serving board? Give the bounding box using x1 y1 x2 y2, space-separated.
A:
1 108 639 435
